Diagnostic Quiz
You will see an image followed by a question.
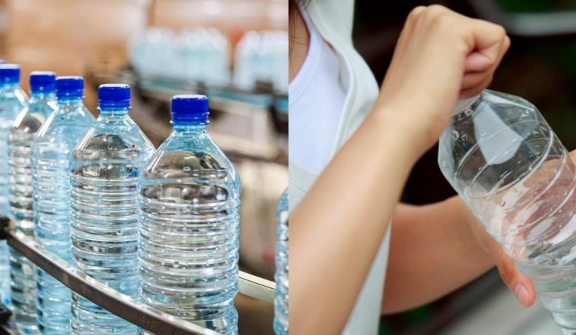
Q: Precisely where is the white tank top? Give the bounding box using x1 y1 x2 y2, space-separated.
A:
289 9 346 173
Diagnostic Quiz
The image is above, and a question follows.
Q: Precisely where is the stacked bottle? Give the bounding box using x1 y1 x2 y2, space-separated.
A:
138 95 241 335
274 189 289 335
32 76 95 334
233 31 288 93
70 84 154 334
9 71 56 334
129 28 230 87
0 64 27 311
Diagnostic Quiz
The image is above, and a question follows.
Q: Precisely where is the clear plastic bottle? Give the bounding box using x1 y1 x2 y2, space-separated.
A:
233 31 286 93
70 84 154 335
129 27 175 80
438 90 576 334
138 95 240 335
201 28 230 87
271 31 288 94
179 28 204 83
233 31 260 91
210 29 231 88
32 76 95 335
274 189 288 335
128 30 148 76
9 71 57 335
0 57 8 312
0 64 28 312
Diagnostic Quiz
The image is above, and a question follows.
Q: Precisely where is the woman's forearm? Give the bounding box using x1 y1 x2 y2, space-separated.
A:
291 110 422 335
381 197 494 314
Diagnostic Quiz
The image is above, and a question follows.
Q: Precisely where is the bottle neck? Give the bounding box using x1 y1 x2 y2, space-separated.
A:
57 97 84 109
452 94 482 116
172 123 207 134
30 91 56 101
99 106 130 117
0 82 20 91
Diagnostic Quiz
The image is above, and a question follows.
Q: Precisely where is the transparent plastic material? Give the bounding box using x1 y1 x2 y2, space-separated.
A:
32 86 96 334
138 99 241 335
9 86 57 335
0 82 27 311
438 90 576 332
273 189 288 335
70 92 154 335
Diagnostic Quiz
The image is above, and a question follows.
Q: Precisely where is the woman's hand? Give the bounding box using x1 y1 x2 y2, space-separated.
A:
468 215 537 307
374 5 510 158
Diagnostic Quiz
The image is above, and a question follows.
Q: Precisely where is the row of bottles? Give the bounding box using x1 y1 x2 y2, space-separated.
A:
0 63 289 335
128 27 288 94
130 27 230 87
0 64 247 334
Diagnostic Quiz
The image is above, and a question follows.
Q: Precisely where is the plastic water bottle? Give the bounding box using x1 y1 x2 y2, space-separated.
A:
438 90 576 334
70 84 154 335
274 189 288 335
209 28 231 87
0 57 8 311
196 28 229 87
179 28 215 84
177 28 202 82
233 31 286 93
233 32 260 91
130 27 175 79
9 71 56 334
32 76 95 335
0 64 27 312
270 31 288 94
138 95 240 335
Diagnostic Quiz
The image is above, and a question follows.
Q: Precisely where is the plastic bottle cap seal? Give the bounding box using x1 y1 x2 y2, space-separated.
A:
98 84 131 108
0 64 20 83
171 94 209 124
30 71 56 92
56 76 84 98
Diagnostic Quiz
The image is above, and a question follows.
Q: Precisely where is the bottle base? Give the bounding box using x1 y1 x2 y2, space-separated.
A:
137 311 239 335
16 323 38 335
273 319 288 335
71 293 136 335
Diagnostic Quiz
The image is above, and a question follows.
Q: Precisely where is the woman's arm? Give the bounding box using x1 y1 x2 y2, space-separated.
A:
291 5 511 335
291 110 422 335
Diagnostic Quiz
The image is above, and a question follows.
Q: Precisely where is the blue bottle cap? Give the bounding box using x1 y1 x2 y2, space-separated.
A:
0 64 20 84
98 84 130 109
30 71 56 93
56 76 84 99
171 95 209 124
